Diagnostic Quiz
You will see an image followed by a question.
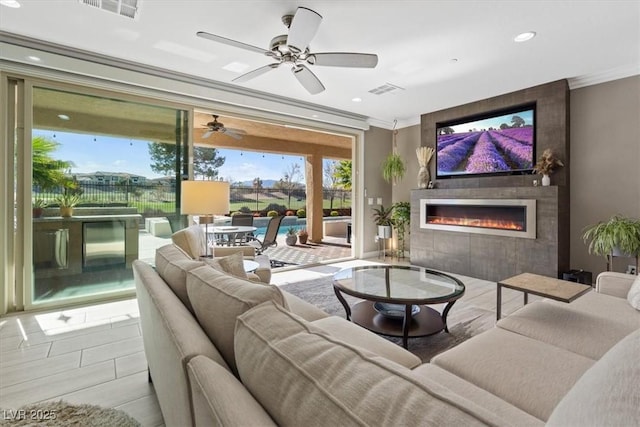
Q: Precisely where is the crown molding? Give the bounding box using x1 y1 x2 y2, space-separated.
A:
568 63 640 90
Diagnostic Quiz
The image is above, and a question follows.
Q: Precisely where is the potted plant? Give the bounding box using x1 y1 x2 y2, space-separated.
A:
298 228 309 244
33 198 47 218
285 227 298 246
583 215 640 260
381 153 406 185
55 193 81 218
372 205 394 238
532 148 564 186
392 201 411 258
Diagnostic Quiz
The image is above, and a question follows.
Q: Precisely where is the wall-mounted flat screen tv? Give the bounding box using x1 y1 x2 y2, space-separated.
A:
436 104 536 179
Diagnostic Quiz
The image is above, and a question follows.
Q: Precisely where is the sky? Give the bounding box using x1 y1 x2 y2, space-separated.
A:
447 109 534 134
33 129 319 185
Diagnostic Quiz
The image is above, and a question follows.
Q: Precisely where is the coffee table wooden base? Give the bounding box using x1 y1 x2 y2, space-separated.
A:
351 301 447 348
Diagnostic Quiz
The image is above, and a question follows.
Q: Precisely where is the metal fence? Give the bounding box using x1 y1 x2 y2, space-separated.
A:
34 182 351 213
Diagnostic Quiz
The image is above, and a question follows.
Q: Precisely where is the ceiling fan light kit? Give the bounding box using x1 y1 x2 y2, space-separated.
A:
197 6 378 94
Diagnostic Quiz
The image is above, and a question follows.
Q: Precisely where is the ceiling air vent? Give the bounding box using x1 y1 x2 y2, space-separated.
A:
368 83 405 95
79 0 141 20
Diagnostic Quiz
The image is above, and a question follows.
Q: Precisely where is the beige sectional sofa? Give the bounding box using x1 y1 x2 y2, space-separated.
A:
133 245 640 426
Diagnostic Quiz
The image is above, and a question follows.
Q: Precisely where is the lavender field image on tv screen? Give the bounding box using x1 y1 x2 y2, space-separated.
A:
436 109 534 176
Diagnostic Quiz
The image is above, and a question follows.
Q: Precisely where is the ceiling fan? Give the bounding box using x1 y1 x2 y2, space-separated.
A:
202 115 247 140
197 6 378 95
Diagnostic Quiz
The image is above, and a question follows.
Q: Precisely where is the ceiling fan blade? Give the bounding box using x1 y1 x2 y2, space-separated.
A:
224 127 247 135
222 129 244 140
233 63 280 83
287 7 322 53
311 52 378 68
202 130 213 139
197 31 270 55
292 64 325 95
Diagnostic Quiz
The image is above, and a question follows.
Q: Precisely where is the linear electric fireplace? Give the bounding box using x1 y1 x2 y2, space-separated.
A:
420 199 536 239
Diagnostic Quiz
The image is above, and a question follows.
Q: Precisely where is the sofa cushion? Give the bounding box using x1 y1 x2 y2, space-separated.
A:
186 266 287 375
412 364 544 426
497 300 635 359
431 328 594 421
155 244 204 312
187 355 277 427
234 301 521 427
546 290 640 330
627 274 640 310
310 316 421 369
204 251 248 279
547 328 640 426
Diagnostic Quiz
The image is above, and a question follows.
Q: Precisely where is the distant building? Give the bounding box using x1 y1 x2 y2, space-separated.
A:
73 171 147 185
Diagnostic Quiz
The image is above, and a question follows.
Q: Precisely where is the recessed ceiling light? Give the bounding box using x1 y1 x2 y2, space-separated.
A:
0 0 21 8
351 97 362 103
450 58 459 63
514 31 536 42
58 114 70 121
26 55 41 62
311 114 319 118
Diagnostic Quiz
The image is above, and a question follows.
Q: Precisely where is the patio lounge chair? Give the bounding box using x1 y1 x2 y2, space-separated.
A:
247 215 284 255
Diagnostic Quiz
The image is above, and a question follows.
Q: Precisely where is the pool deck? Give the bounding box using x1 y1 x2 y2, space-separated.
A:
138 229 352 268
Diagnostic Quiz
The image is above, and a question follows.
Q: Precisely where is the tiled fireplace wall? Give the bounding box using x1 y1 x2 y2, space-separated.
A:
410 80 570 282
410 187 569 282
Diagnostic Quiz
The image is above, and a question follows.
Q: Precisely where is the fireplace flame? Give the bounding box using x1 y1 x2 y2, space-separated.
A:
428 217 524 231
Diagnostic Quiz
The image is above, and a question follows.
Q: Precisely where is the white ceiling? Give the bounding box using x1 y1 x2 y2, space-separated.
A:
1 0 639 128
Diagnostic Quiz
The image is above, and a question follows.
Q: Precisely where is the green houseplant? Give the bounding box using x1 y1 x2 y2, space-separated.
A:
285 227 298 246
392 201 411 258
33 198 47 218
381 153 406 185
372 205 394 238
582 215 640 259
55 193 81 218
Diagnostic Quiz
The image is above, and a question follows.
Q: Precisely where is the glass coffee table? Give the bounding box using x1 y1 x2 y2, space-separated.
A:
333 265 465 348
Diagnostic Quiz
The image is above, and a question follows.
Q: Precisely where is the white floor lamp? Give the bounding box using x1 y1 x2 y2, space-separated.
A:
181 180 230 257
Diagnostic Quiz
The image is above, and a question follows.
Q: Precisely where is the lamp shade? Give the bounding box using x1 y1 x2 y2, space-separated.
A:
181 181 230 215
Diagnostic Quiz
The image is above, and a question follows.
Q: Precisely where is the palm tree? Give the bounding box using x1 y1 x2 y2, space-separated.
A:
252 177 263 211
32 136 74 190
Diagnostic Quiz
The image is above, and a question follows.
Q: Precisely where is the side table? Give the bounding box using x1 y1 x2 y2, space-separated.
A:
496 273 591 321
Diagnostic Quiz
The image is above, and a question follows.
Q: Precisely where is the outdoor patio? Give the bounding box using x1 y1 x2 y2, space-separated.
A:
138 229 352 268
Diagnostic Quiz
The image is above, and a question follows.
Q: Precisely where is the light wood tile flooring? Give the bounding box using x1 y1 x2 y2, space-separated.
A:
1 258 543 426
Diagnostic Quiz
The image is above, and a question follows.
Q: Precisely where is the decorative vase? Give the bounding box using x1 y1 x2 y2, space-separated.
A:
298 233 308 244
33 208 44 218
418 166 430 189
378 225 392 239
541 174 551 186
60 207 73 218
285 234 297 246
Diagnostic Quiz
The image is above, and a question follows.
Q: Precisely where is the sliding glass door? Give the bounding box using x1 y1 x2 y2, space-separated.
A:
23 84 189 308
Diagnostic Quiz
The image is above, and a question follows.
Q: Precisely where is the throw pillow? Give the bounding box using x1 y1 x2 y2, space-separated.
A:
627 274 640 310
203 251 248 279
186 266 287 375
155 244 204 312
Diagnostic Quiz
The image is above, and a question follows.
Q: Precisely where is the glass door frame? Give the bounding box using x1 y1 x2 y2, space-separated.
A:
7 75 194 313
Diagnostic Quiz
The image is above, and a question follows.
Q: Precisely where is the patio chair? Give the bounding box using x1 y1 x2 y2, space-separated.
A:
247 215 284 255
230 213 255 245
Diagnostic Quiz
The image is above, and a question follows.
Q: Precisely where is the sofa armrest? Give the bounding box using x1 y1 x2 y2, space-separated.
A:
595 272 635 299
